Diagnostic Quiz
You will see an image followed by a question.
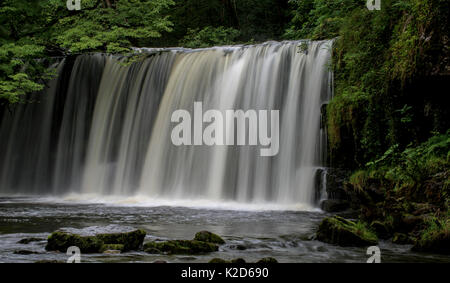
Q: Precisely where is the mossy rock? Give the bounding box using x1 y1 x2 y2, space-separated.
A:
46 229 146 253
45 231 104 253
317 216 378 247
144 240 218 255
96 229 146 251
194 231 225 244
412 229 450 255
256 257 278 263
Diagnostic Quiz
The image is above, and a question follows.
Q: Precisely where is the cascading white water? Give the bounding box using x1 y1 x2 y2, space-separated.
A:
0 41 332 208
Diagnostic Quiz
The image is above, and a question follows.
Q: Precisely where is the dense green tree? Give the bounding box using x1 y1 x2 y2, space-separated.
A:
0 0 174 104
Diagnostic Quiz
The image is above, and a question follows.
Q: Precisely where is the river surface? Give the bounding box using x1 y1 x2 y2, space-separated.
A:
0 196 448 263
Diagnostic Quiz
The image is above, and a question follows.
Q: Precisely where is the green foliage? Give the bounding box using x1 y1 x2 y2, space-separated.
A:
349 131 449 205
50 0 174 54
180 26 240 48
413 217 450 254
284 0 362 40
284 0 450 167
0 0 174 104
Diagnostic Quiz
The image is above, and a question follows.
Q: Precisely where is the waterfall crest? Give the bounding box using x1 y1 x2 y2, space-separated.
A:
0 41 332 207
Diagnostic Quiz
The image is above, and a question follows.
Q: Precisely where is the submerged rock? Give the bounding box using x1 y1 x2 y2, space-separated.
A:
316 216 378 247
144 240 218 255
256 257 278 263
194 231 225 244
18 237 44 244
45 229 146 253
14 250 40 255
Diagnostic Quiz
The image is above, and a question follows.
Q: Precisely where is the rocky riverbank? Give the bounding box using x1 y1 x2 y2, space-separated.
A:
315 166 449 255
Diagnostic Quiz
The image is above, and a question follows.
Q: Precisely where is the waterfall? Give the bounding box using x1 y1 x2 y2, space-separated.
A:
0 40 332 208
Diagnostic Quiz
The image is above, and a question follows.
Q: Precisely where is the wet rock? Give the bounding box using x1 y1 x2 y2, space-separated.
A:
96 229 146 251
18 237 44 244
325 168 350 200
230 244 247 250
392 233 414 245
14 250 40 255
153 260 167 263
144 240 218 255
316 216 378 247
321 199 349 212
45 231 104 253
256 257 278 263
45 229 146 253
194 231 225 244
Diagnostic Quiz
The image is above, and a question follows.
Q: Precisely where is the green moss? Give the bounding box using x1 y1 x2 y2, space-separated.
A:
194 231 225 245
45 232 104 253
45 229 146 253
96 229 146 251
317 216 378 247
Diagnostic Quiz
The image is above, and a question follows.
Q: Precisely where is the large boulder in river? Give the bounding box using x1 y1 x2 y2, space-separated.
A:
317 216 378 247
45 229 146 253
45 232 104 253
194 231 225 244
